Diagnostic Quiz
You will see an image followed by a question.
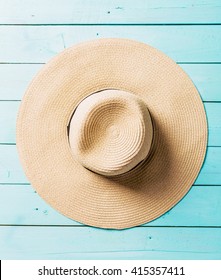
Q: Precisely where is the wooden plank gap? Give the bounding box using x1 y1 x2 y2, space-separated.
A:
1 23 221 26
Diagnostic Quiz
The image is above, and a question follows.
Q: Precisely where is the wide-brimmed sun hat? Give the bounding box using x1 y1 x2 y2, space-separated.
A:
16 38 207 229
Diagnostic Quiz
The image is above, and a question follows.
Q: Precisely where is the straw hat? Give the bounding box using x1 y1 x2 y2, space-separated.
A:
16 38 207 229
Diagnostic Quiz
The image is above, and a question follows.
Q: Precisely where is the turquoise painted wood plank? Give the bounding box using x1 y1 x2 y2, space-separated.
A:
1 64 221 101
0 226 220 259
1 102 220 146
206 103 221 147
0 26 221 63
0 64 41 100
0 146 220 185
0 145 27 183
0 185 220 227
181 64 221 102
195 147 221 185
0 102 19 143
1 0 221 24
1 250 221 260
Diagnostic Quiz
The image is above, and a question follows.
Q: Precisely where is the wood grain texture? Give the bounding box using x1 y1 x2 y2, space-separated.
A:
206 103 221 147
1 64 221 101
0 226 220 260
0 102 19 144
0 0 221 24
0 0 220 260
0 64 41 100
181 64 221 102
0 185 220 227
0 25 221 63
1 102 220 146
0 145 220 185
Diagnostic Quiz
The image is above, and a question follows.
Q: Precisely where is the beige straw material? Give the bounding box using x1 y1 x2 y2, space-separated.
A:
16 38 207 229
69 90 153 176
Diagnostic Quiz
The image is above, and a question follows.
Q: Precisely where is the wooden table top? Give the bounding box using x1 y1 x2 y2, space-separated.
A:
0 0 220 259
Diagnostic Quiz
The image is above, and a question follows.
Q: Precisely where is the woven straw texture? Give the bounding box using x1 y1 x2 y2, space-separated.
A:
69 90 153 176
16 38 207 229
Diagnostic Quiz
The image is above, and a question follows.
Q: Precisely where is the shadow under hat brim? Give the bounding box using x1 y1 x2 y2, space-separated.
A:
16 38 207 229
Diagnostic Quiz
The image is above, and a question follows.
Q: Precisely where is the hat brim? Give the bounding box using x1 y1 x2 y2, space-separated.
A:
16 38 207 229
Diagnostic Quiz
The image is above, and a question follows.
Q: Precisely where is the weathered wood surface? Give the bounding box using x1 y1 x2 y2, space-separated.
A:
0 226 220 260
1 0 221 24
0 185 220 227
0 0 220 260
0 26 221 63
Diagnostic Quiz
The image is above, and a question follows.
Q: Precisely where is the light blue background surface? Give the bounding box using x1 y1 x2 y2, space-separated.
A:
0 0 221 259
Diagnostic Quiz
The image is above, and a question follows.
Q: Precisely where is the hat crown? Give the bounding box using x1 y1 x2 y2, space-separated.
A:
69 90 153 176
